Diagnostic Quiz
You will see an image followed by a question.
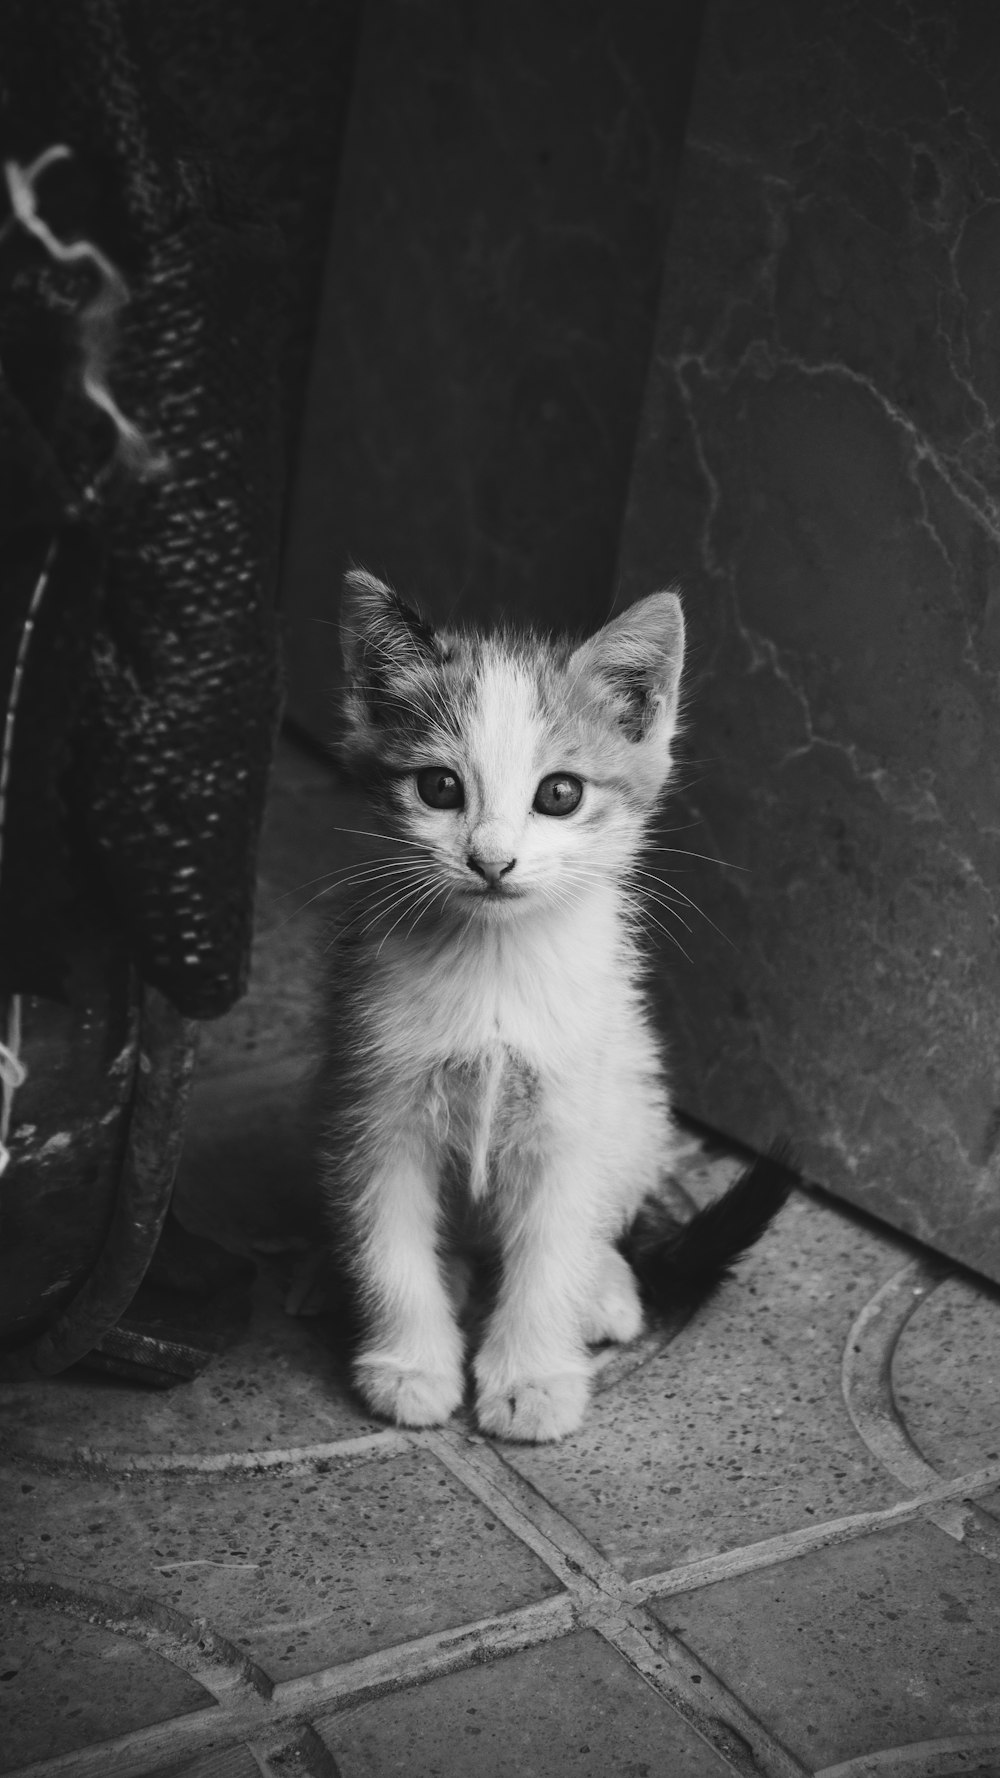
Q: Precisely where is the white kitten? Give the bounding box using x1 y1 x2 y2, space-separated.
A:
315 571 790 1442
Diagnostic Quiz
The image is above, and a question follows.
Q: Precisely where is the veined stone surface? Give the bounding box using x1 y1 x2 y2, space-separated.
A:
618 0 1000 1281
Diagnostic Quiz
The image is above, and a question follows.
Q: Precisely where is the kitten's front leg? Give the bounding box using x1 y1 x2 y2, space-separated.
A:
339 1141 464 1428
474 1143 608 1443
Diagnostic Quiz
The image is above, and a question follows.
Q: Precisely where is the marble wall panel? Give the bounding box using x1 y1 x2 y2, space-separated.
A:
617 1 1000 1278
280 0 703 736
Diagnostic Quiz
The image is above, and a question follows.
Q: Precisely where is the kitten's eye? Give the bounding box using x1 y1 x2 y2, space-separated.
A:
416 766 464 809
533 774 583 817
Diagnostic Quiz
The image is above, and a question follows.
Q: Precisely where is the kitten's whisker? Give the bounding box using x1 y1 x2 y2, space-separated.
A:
322 862 427 894
374 878 442 954
337 874 432 941
330 825 442 853
641 877 735 949
276 856 417 898
561 860 701 942
358 872 433 921
633 906 693 963
624 863 737 949
274 863 424 927
632 892 693 934
354 893 424 945
627 868 702 907
401 879 448 942
643 846 749 871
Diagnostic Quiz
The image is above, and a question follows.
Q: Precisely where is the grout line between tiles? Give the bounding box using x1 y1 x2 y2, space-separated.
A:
591 1604 811 1778
13 1438 1000 1778
415 1427 629 1599
415 1427 809 1778
631 1456 1000 1599
10 1234 1000 1778
0 1597 575 1778
275 1593 575 1717
9 1433 1000 1778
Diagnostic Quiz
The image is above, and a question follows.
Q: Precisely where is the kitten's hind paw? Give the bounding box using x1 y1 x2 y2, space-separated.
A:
580 1247 644 1345
475 1371 589 1443
353 1354 463 1428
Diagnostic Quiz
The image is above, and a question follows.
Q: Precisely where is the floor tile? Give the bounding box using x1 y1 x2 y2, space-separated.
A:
173 1060 322 1253
0 1444 561 1683
0 1599 212 1774
504 1189 907 1580
0 1274 369 1463
10 733 1000 1776
649 1520 1000 1767
316 1628 733 1778
144 1752 262 1778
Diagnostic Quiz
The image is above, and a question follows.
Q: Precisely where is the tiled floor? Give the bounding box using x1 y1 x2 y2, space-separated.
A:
2 739 1000 1778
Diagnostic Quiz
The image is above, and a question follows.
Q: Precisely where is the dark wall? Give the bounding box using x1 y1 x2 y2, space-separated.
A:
280 0 704 737
618 0 1000 1283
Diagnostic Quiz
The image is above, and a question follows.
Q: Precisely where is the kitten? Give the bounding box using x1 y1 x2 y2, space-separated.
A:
315 570 791 1443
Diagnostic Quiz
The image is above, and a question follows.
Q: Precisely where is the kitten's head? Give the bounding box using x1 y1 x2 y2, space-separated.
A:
338 570 685 924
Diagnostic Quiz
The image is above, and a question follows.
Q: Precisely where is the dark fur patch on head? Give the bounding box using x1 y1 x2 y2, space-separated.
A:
339 570 469 782
337 579 685 825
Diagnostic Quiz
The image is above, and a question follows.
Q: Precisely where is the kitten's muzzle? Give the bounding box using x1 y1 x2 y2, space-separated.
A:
466 852 517 889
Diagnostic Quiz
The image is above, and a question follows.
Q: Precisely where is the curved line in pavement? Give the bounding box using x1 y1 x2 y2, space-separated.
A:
841 1257 1000 1557
815 1729 1000 1778
0 1576 273 1704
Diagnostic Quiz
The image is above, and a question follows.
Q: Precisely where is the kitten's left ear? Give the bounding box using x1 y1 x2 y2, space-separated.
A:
570 590 685 739
339 568 442 681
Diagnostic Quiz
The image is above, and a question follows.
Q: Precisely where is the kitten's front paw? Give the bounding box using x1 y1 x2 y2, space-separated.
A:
475 1370 590 1443
580 1248 644 1346
353 1353 462 1428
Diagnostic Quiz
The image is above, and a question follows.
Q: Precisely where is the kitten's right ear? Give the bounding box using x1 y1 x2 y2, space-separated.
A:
339 568 442 681
570 589 685 741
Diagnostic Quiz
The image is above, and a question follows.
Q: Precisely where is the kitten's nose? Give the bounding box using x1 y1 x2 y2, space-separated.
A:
467 853 516 887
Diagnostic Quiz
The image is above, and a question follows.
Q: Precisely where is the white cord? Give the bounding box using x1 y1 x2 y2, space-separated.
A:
0 996 26 1176
3 144 168 479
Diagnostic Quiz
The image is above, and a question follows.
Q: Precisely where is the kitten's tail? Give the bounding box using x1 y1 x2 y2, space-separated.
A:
622 1140 798 1319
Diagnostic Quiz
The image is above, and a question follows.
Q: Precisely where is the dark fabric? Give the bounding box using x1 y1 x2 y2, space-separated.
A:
0 0 284 1016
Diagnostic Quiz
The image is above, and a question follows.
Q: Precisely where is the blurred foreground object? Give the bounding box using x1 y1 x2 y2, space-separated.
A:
0 0 285 1375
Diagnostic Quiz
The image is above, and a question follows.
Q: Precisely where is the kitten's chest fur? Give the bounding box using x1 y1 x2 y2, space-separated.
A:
435 1044 539 1200
366 887 643 1194
373 885 626 1061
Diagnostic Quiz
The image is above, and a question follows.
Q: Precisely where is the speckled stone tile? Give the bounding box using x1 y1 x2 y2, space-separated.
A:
316 1628 733 1778
892 1272 1000 1479
649 1521 1000 1768
172 1059 322 1253
503 1188 907 1579
0 1445 561 1682
0 1273 369 1463
144 1752 261 1778
0 1600 211 1774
